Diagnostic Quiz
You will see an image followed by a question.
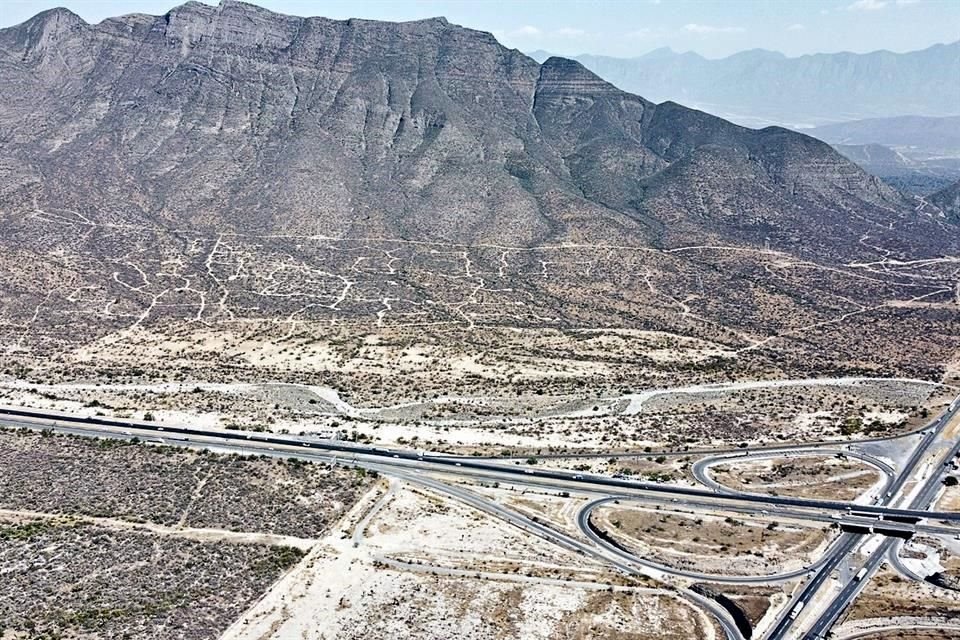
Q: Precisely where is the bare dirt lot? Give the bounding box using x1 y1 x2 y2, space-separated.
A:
592 505 831 576
844 569 960 623
225 481 721 640
708 454 882 500
936 483 960 511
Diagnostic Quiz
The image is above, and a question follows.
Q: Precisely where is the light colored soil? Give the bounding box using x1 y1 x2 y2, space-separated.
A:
222 483 717 640
594 505 831 576
710 455 882 501
0 375 936 455
844 569 960 622
936 485 960 511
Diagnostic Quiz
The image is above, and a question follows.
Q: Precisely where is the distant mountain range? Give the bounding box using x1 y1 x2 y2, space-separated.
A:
830 143 960 195
528 43 960 128
809 116 960 154
809 116 960 196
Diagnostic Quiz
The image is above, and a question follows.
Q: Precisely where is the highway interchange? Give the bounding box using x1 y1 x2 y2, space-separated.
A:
2 394 959 640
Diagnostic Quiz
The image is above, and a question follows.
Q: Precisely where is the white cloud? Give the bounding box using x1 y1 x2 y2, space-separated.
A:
896 0 920 5
626 27 653 38
511 25 542 37
554 27 586 38
683 23 746 34
848 0 887 10
787 23 806 31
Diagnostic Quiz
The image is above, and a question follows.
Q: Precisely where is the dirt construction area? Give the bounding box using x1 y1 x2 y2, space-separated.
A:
223 481 723 640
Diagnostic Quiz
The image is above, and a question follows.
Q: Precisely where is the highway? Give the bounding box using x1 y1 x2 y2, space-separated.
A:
766 532 863 638
800 434 960 640
34 413 953 544
23 412 959 545
2 393 958 640
576 495 840 584
767 396 960 640
3 407 957 523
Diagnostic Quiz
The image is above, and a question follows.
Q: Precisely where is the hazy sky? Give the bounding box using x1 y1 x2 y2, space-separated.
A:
2 0 958 58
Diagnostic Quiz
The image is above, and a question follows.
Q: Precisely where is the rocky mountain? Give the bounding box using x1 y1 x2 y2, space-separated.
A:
807 117 960 196
831 143 960 196
529 43 960 128
0 1 958 387
0 0 950 259
931 179 960 223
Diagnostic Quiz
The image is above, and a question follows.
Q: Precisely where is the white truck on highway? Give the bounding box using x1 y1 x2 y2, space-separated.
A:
854 567 868 581
789 600 805 620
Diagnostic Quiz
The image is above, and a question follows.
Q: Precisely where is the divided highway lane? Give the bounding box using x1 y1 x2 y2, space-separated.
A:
771 395 960 640
763 533 863 640
801 435 960 640
9 414 958 539
3 408 958 524
802 538 892 640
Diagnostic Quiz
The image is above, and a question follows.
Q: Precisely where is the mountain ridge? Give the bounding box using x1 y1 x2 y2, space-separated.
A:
0 0 953 259
0 1 958 389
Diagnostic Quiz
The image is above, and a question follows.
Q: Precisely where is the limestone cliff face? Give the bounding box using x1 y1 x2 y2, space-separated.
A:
0 1 954 257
